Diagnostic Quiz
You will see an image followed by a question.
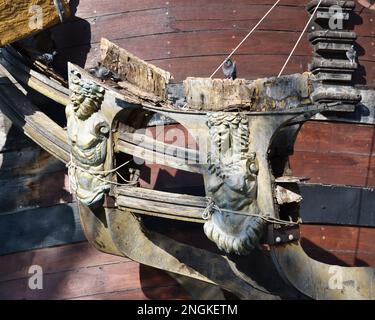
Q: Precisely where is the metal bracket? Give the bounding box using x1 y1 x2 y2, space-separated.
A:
53 0 66 23
264 224 300 246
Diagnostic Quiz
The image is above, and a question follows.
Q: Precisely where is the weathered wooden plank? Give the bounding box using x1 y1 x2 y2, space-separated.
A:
0 74 70 164
290 121 375 187
0 258 186 300
73 285 190 300
115 187 205 223
0 241 127 283
290 150 375 186
117 139 204 174
101 38 171 102
0 0 70 46
300 224 375 266
183 73 312 110
119 132 200 163
73 0 169 19
294 121 375 155
0 203 83 256
52 8 171 49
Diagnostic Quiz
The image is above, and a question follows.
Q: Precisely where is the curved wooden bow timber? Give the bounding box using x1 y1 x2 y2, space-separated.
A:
271 243 375 300
78 203 302 300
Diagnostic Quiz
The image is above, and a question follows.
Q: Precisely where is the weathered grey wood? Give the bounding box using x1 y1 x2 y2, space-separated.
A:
0 72 70 164
116 139 204 174
115 186 206 223
313 88 375 124
101 38 171 102
0 146 68 215
184 74 313 111
0 51 69 106
119 131 200 163
0 203 84 256
0 0 70 47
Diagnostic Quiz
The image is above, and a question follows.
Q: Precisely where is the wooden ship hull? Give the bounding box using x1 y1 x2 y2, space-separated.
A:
0 0 374 300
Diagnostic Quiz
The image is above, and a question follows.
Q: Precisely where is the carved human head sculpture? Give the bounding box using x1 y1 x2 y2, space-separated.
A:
204 112 265 255
70 70 105 120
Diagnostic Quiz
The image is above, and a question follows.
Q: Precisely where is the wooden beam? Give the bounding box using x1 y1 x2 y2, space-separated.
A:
100 38 171 102
0 72 70 164
0 0 70 47
184 73 313 111
115 186 206 223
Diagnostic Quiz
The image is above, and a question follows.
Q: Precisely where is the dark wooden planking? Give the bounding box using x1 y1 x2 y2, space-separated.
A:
290 121 375 187
48 0 374 84
52 8 171 50
66 0 375 36
0 170 71 215
51 5 374 61
152 54 310 82
0 246 189 300
0 119 70 215
54 29 374 69
72 0 169 19
294 121 375 155
0 147 65 180
0 203 84 256
73 285 191 300
300 224 375 267
291 150 375 186
0 241 126 283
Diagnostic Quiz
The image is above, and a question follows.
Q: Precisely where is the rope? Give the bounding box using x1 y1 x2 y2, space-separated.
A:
209 0 281 78
202 197 301 226
277 0 322 77
67 159 131 176
67 157 138 187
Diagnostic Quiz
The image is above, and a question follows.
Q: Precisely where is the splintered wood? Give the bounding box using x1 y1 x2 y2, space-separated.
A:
100 38 171 102
0 0 70 46
184 74 313 111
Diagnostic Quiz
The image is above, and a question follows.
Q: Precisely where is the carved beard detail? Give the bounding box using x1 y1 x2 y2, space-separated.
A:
203 112 266 255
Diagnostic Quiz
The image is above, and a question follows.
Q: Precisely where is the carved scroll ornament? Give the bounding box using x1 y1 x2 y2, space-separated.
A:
66 71 110 207
203 112 266 255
